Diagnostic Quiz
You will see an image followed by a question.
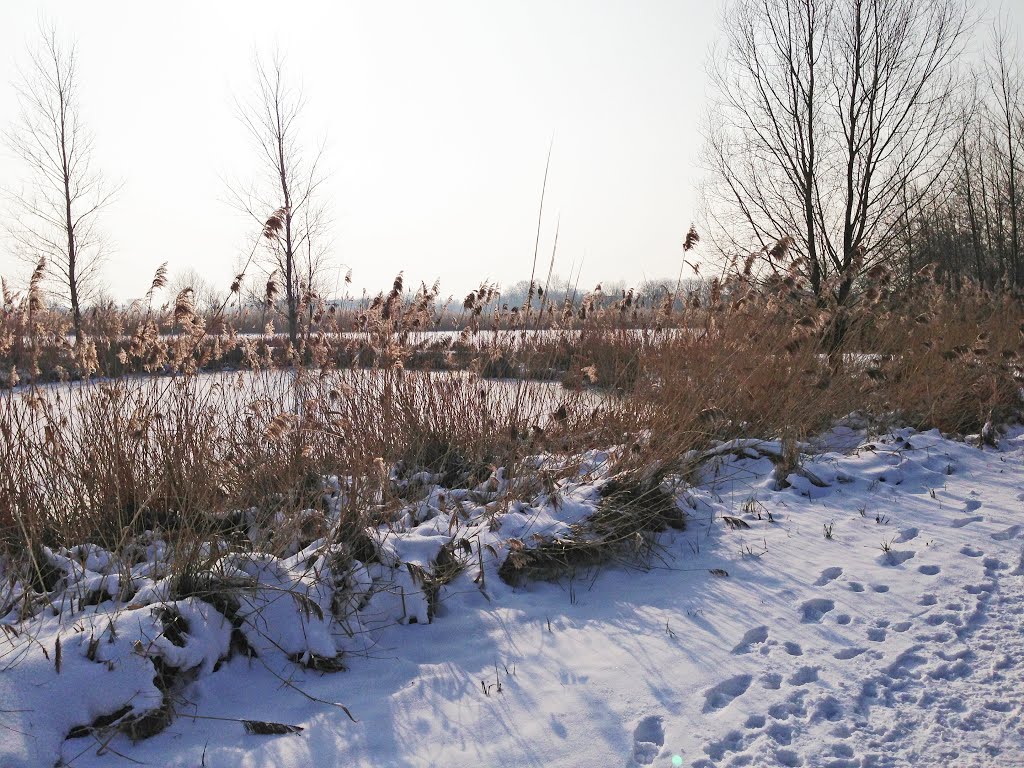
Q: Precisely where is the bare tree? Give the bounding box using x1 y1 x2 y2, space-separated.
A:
706 0 831 295
986 16 1023 285
901 18 1024 291
166 266 218 315
3 24 117 344
230 50 329 345
705 0 970 308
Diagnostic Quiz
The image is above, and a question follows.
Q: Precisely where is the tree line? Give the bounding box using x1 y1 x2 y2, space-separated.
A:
703 0 1022 305
2 25 330 347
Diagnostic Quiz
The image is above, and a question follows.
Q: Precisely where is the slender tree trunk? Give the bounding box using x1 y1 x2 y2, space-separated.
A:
960 139 985 285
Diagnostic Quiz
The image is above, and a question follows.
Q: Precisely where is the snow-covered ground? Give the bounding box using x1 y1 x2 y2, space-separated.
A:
2 424 1023 767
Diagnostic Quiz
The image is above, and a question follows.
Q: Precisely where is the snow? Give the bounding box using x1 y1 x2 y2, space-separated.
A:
2 426 1024 767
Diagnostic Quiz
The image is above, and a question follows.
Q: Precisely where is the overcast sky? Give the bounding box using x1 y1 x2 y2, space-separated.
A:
0 0 722 303
0 2 1019 303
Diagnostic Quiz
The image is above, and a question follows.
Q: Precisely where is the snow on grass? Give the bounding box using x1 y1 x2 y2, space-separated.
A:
2 427 1024 767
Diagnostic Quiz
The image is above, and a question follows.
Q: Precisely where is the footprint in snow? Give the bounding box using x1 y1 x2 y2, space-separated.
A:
703 674 753 712
960 546 984 557
918 564 940 576
702 729 745 762
767 721 795 745
871 584 890 593
848 581 865 593
745 714 766 729
787 666 819 686
761 672 783 690
835 614 852 625
984 557 1008 574
951 515 984 528
775 749 804 766
919 593 938 606
763 689 810 719
895 527 919 543
992 525 1022 542
880 550 916 566
732 625 769 654
831 741 856 759
800 598 835 623
963 499 982 512
784 642 803 656
631 716 665 765
834 647 866 660
814 567 843 586
811 695 844 723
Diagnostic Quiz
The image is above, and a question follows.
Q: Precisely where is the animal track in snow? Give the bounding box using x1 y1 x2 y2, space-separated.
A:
703 674 753 712
963 498 982 512
960 546 984 557
835 614 852 625
814 567 843 586
871 584 890 593
631 715 665 765
867 627 887 642
784 642 803 656
848 581 865 592
732 625 769 654
920 593 937 605
918 564 941 576
800 598 835 623
951 515 984 528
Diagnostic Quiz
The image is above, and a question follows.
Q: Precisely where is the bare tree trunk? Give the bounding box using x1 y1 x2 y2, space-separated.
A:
955 132 985 285
233 50 329 351
60 103 81 341
4 24 115 347
990 23 1022 285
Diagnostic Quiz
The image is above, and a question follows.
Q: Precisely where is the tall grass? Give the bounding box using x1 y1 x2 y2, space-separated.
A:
0 249 1021 622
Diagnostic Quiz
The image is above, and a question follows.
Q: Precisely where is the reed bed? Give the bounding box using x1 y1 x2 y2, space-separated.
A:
1 253 1021 624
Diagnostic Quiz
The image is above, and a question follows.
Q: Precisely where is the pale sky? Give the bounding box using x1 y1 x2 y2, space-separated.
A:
1 2 1019 304
0 0 719 303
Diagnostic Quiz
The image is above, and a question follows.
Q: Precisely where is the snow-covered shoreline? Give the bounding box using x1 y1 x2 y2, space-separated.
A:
2 425 1023 767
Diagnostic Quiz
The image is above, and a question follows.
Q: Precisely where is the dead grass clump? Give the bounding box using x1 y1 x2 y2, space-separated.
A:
595 473 685 533
497 537 608 586
497 471 682 587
